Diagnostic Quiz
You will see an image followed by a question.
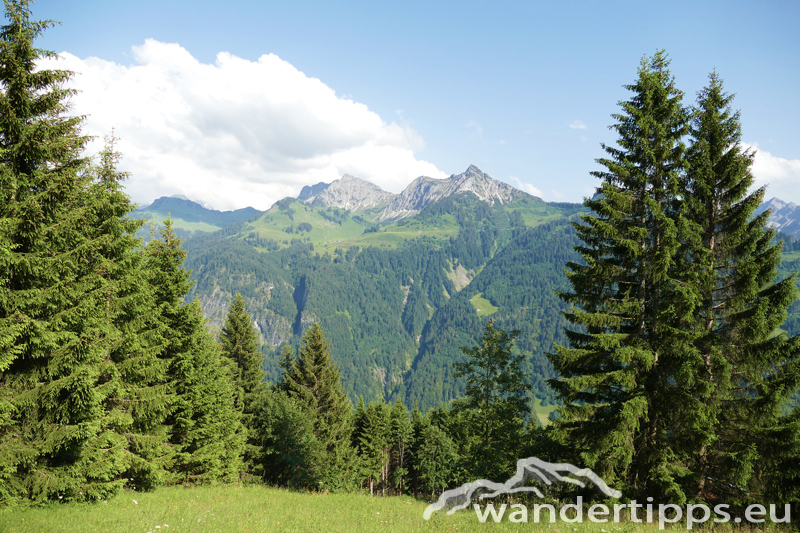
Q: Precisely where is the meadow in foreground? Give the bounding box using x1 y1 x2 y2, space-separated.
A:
0 485 785 533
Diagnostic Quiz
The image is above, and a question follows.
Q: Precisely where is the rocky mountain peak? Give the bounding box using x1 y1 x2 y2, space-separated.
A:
378 165 528 221
297 181 329 202
756 197 800 237
306 174 395 212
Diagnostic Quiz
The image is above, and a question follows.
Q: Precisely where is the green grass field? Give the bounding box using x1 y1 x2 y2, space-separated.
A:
1 484 780 533
231 195 591 255
0 485 539 532
533 398 558 426
137 216 226 236
471 293 499 316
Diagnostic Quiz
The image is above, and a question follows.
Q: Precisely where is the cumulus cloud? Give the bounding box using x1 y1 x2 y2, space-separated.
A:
41 40 445 210
745 143 800 203
569 119 587 130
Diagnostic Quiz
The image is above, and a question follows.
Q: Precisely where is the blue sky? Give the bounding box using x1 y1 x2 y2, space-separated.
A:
31 0 800 210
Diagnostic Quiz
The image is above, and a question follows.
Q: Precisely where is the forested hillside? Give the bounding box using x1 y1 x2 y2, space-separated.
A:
180 187 583 410
180 176 800 412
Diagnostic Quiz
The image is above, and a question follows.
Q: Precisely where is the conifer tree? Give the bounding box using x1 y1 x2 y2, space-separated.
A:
0 1 140 503
549 51 690 501
283 323 353 490
407 406 426 494
255 388 319 487
220 292 265 479
388 398 412 494
221 293 263 397
354 401 389 495
416 424 458 496
679 73 800 503
351 395 369 488
453 320 529 481
87 137 172 491
145 220 243 484
353 396 368 434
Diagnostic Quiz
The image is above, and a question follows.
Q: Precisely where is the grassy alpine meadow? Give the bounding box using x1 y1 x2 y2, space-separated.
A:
1 485 784 533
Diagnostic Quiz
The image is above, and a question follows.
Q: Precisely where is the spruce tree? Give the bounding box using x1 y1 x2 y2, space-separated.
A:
415 424 458 496
679 73 800 503
452 320 529 481
388 398 412 494
255 388 319 487
548 51 690 501
354 401 389 495
406 406 426 495
145 219 243 484
89 137 172 492
220 293 263 398
0 1 140 503
351 396 369 488
283 323 353 490
220 292 265 479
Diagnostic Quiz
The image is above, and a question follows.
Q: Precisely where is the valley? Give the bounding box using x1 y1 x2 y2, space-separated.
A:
133 166 800 412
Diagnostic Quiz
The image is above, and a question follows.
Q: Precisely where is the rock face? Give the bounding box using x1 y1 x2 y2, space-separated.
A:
297 181 329 202
301 174 396 212
254 311 293 347
379 165 528 220
293 165 533 221
756 197 800 237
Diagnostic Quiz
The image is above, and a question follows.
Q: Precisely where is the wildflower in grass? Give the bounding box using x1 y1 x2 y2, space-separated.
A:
133 499 138 504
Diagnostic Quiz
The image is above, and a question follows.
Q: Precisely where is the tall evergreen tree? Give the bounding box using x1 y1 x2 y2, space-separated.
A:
548 51 690 501
679 73 800 503
220 292 264 479
388 398 412 494
86 137 172 492
145 219 243 484
283 323 353 490
354 401 389 495
0 1 141 503
255 389 319 487
351 396 370 489
221 293 263 397
415 424 459 496
452 320 529 481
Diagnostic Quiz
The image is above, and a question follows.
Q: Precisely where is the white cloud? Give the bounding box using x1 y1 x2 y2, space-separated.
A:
745 143 800 203
509 176 544 199
41 40 445 210
569 119 587 130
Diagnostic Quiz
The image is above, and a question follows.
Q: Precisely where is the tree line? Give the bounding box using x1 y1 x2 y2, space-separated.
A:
254 320 538 495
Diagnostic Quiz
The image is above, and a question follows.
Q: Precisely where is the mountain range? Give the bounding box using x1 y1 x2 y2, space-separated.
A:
135 169 800 240
755 197 800 237
133 167 800 410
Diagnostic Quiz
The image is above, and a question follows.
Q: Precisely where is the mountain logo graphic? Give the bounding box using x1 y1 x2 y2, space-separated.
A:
423 457 622 520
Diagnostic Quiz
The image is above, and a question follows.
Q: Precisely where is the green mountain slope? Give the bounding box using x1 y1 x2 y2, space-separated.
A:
182 191 585 410
179 172 800 413
132 196 263 239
